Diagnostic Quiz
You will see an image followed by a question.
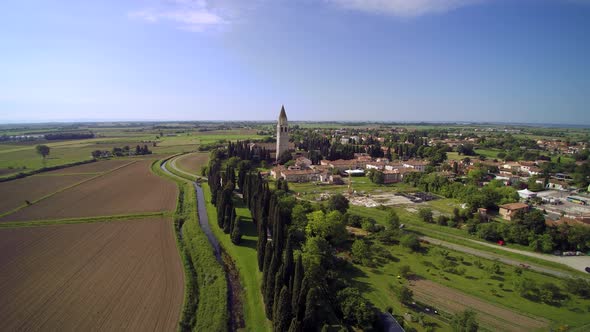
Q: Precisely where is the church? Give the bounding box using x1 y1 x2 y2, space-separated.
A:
248 105 294 161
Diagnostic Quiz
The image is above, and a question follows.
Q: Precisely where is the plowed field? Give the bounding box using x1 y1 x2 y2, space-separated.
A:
410 279 549 332
40 159 134 175
1 160 177 221
176 152 209 176
0 218 183 331
0 174 93 214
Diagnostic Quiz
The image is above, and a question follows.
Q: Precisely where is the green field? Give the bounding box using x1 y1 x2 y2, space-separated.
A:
349 239 590 331
0 128 265 178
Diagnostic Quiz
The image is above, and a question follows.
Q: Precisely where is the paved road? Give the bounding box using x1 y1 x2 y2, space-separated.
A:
421 235 573 279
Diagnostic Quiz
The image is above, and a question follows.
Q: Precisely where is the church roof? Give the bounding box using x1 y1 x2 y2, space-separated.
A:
278 105 287 121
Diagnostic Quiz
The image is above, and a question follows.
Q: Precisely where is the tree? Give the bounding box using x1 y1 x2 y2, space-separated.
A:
302 287 321 331
91 150 102 159
418 208 434 223
351 239 372 266
400 286 413 305
305 210 348 245
399 265 412 278
231 216 242 244
401 234 421 251
336 288 377 330
36 145 50 162
274 286 292 332
327 193 349 214
278 150 293 164
451 309 479 332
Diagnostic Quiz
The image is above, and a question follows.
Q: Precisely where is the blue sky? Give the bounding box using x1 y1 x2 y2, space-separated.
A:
1 0 589 124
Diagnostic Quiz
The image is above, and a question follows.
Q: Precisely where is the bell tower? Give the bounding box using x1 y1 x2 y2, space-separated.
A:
276 105 289 162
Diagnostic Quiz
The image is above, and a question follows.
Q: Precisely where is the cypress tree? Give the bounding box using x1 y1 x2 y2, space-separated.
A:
273 267 285 320
262 242 273 291
302 287 320 332
274 286 292 332
223 205 232 234
287 318 301 332
229 207 236 235
257 218 267 271
291 255 304 313
231 216 242 245
265 254 279 318
295 276 310 320
282 235 294 284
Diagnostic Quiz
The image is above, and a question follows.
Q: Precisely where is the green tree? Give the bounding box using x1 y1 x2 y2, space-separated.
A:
451 309 479 332
401 234 421 252
327 193 349 214
231 216 242 244
351 239 372 266
36 145 50 163
274 286 293 332
400 286 413 305
305 210 348 245
418 208 434 223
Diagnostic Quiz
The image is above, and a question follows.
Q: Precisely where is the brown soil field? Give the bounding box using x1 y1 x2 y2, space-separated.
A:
409 279 549 332
1 160 177 221
0 174 93 214
0 218 184 331
176 152 209 175
40 159 134 175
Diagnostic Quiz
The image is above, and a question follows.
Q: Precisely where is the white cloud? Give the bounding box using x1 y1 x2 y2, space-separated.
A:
129 0 229 32
326 0 484 17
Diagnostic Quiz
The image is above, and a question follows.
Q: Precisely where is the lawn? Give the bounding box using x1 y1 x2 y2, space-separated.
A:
349 239 590 331
201 183 272 332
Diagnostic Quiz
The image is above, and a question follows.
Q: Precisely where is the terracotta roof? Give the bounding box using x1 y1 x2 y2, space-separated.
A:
499 203 529 210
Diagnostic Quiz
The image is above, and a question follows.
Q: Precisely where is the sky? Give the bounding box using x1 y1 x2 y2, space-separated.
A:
0 0 589 124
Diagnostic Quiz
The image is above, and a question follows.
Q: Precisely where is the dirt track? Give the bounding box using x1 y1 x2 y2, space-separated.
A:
1 160 177 221
410 279 548 332
0 218 184 331
0 174 93 214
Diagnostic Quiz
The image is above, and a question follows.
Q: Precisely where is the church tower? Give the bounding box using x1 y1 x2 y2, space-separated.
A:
276 105 289 162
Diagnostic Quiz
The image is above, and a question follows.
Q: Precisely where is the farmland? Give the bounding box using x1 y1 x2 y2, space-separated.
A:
0 174 93 215
0 217 183 331
175 152 209 176
1 160 177 222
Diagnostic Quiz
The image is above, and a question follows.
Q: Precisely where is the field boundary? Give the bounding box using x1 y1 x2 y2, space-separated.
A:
0 211 168 229
0 160 138 220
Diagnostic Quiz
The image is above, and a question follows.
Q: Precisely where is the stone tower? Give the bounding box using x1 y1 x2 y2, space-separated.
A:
276 105 289 162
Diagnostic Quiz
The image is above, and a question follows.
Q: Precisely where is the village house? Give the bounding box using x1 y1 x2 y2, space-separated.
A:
383 168 418 184
402 160 429 172
499 202 530 221
546 179 568 190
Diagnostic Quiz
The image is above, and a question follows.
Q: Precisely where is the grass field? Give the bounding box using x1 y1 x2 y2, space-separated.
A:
349 238 590 331
0 217 184 331
0 129 264 177
201 183 272 332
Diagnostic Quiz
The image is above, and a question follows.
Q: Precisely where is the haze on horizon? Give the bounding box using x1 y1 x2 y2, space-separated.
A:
1 0 589 125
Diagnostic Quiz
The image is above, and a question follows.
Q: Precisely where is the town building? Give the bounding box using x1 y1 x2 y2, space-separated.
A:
499 203 530 221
